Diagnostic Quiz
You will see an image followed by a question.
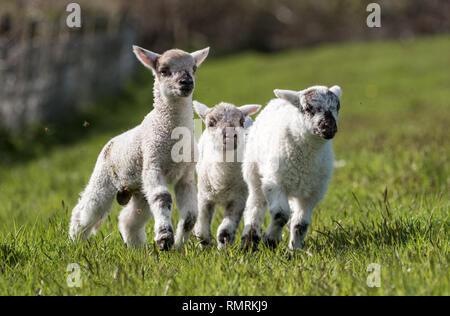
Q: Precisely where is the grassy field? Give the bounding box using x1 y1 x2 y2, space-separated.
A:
0 35 449 295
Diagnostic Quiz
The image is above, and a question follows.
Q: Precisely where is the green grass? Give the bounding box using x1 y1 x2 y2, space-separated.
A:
0 35 449 295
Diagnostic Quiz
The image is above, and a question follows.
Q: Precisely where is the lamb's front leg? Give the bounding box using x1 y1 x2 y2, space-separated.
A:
174 169 198 249
217 197 246 250
288 197 316 251
193 195 215 247
262 184 290 248
142 168 174 250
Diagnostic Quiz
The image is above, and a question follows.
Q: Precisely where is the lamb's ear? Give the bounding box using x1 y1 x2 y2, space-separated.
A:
191 47 210 67
133 45 160 72
239 104 261 117
273 89 299 106
330 85 342 99
193 101 210 122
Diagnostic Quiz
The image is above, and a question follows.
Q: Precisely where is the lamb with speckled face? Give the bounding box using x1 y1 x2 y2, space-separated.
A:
193 101 261 249
69 45 210 250
241 85 342 251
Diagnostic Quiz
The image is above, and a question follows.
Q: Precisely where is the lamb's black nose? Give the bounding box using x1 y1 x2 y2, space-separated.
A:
180 72 193 86
318 111 337 139
180 78 193 85
321 111 336 127
319 119 336 130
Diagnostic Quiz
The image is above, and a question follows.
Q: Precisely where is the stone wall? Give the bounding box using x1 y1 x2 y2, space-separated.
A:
0 4 137 132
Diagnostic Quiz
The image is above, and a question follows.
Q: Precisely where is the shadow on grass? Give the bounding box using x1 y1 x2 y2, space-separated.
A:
0 70 153 167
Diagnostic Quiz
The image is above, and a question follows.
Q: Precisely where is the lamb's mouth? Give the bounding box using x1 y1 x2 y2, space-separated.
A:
179 85 194 96
314 127 337 140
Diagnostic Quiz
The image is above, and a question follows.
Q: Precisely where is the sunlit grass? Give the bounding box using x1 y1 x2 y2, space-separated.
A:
0 35 449 295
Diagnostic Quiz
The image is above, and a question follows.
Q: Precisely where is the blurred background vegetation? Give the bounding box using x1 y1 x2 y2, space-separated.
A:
0 0 449 158
129 0 450 52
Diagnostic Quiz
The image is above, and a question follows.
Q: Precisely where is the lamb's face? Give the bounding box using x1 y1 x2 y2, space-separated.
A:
206 103 246 151
155 50 197 98
274 85 342 140
133 46 209 98
194 101 261 152
300 87 340 140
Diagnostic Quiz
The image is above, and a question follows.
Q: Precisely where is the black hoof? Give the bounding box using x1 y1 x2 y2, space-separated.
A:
194 235 212 247
218 230 232 245
263 237 280 249
241 228 261 251
156 228 174 251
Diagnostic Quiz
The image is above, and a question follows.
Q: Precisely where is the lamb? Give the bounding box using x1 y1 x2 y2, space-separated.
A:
241 85 342 251
69 45 210 250
192 101 261 249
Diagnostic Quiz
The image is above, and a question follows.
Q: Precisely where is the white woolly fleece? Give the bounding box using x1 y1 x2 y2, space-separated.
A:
242 85 342 250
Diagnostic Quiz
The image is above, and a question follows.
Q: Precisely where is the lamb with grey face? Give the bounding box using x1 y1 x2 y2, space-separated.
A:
193 101 261 249
241 85 342 251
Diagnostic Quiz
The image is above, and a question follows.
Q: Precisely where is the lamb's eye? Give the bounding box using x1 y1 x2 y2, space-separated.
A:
239 118 245 127
208 119 216 127
160 68 170 76
336 101 340 111
304 104 315 116
193 65 197 73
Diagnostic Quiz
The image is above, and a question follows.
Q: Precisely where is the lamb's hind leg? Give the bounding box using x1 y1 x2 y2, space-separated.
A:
262 184 290 248
118 193 151 248
69 167 116 241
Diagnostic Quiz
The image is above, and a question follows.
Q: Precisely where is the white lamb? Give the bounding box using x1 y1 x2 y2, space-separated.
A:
241 85 342 251
69 45 210 250
192 101 261 249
